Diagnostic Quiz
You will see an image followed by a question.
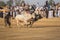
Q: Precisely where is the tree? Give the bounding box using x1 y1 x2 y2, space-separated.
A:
0 1 6 6
49 0 55 6
7 0 13 6
15 0 21 5
21 0 25 3
15 0 25 5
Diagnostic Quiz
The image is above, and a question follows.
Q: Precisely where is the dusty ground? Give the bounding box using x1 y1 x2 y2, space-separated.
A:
0 17 60 40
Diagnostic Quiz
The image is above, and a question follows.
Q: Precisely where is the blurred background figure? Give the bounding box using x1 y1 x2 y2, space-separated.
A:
4 11 11 28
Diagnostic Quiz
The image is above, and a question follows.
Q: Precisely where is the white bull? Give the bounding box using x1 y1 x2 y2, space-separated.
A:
15 12 35 27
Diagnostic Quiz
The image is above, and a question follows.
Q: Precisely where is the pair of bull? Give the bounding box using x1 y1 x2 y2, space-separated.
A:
4 11 42 28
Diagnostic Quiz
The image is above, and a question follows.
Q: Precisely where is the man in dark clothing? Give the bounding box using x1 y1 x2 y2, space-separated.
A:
4 11 11 28
44 1 50 18
0 11 3 18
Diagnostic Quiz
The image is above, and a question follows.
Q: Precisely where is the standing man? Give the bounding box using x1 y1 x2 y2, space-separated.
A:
4 11 11 28
44 1 50 18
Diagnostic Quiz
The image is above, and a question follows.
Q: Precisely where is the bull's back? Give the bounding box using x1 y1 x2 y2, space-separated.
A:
15 15 24 20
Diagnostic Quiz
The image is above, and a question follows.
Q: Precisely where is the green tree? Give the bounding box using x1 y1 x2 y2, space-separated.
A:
0 1 6 6
15 0 21 5
15 0 25 5
7 0 13 6
49 0 55 5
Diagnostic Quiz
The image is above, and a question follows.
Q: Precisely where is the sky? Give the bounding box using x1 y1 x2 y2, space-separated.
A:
0 0 60 7
24 0 60 7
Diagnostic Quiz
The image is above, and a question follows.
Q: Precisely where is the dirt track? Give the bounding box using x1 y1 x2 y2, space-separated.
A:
0 18 60 40
0 27 60 40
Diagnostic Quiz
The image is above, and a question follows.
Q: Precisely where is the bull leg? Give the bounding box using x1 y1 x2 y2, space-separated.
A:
4 19 7 27
17 20 19 27
24 21 28 27
29 21 33 28
17 20 22 28
20 23 24 28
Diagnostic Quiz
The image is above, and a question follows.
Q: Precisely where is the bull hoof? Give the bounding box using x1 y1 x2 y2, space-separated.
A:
30 25 32 28
9 26 12 28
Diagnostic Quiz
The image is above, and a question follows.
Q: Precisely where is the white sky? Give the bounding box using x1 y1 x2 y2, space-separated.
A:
24 0 60 7
0 0 60 6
